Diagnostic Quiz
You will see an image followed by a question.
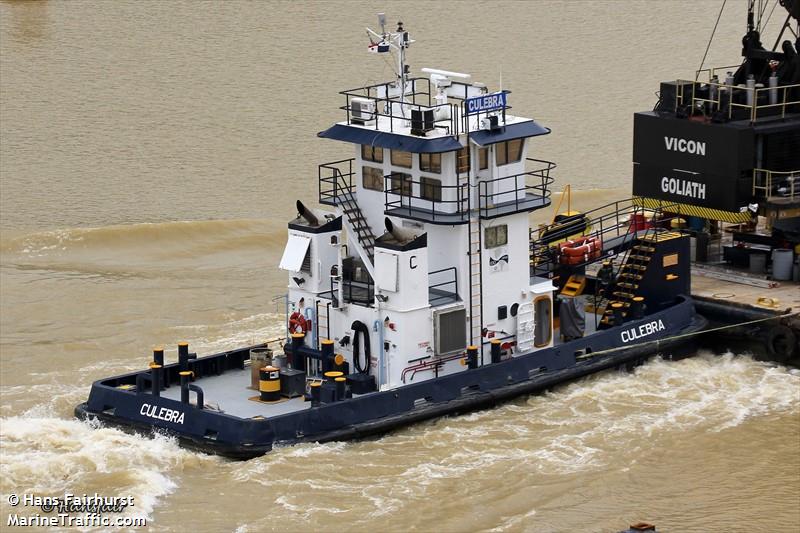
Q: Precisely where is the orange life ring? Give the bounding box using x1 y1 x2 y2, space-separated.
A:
289 312 309 334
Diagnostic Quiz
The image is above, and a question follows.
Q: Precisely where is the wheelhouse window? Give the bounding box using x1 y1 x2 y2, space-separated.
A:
420 153 441 173
456 147 470 173
389 172 412 196
478 147 489 170
362 166 383 191
391 150 413 168
484 224 507 248
420 177 442 202
495 139 523 166
361 145 383 163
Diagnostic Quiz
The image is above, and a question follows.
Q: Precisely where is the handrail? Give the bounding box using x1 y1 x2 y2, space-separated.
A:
675 77 800 122
384 173 470 222
428 267 458 305
478 158 555 218
752 168 800 202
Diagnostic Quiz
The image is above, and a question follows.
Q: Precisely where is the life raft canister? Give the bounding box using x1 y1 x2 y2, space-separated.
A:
289 311 310 334
558 236 602 265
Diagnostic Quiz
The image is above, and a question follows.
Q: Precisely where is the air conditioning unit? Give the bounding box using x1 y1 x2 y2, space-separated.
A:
480 115 499 130
351 97 376 125
433 306 466 355
411 108 435 136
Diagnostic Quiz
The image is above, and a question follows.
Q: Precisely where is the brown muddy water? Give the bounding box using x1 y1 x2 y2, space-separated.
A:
1 1 798 531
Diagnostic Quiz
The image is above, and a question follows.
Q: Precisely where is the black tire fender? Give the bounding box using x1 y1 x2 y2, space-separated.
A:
766 325 797 363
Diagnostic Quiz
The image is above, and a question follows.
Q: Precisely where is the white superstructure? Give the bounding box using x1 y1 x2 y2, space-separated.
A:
279 16 557 390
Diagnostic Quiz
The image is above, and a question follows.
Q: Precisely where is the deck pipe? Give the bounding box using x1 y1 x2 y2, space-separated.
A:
466 345 479 369
149 363 161 397
189 384 204 409
180 371 192 404
490 339 502 364
285 334 343 375
630 297 646 320
178 342 190 372
310 382 321 407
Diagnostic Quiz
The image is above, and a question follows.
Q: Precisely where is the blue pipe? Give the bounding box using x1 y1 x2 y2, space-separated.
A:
374 319 385 388
304 306 317 349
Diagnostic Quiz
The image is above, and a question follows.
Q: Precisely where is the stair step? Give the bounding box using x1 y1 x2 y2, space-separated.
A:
629 255 651 261
612 291 636 299
617 282 638 289
623 264 648 271
632 245 655 253
619 273 643 280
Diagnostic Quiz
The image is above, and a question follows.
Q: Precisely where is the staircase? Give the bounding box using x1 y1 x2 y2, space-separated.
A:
341 194 376 262
560 274 586 297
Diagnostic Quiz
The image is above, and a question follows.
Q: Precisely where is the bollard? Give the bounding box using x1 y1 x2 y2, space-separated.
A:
153 346 164 367
321 339 335 372
291 333 306 372
335 377 346 401
259 366 281 402
149 363 161 397
180 371 192 403
630 297 645 320
178 342 189 372
310 382 321 407
611 302 625 326
466 345 479 369
490 339 502 364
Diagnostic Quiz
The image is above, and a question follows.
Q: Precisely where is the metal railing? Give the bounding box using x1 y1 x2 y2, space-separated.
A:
341 77 464 136
384 173 470 222
384 158 554 222
428 267 458 306
478 158 555 218
529 197 683 277
318 158 355 205
752 168 800 202
674 67 800 122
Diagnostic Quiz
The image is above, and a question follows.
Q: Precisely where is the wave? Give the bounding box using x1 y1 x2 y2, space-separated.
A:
0 416 214 519
0 218 288 258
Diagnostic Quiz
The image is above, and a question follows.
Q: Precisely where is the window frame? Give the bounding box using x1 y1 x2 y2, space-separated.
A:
494 139 524 166
478 147 489 170
389 172 412 196
420 177 442 202
484 224 508 249
455 147 470 173
362 166 384 191
361 144 383 163
391 150 413 168
420 153 442 174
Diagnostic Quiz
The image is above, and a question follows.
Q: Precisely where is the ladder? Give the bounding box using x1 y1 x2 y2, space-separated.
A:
468 210 483 361
315 300 331 346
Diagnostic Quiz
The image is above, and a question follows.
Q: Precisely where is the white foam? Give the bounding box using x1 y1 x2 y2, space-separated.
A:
0 416 212 519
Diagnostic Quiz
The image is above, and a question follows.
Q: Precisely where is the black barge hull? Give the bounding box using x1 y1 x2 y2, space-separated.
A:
76 297 705 459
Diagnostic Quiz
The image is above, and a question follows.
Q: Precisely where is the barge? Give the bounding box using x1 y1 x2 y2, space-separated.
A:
626 0 800 362
75 13 734 458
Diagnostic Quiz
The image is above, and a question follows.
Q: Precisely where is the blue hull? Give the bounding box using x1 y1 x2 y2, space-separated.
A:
75 296 705 459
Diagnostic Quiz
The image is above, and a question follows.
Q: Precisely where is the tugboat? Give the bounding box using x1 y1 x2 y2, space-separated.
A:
76 14 706 458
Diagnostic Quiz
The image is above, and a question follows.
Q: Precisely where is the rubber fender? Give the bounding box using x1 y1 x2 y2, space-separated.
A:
766 325 797 363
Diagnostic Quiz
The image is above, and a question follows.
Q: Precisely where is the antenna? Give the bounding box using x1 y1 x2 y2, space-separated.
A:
378 12 386 34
